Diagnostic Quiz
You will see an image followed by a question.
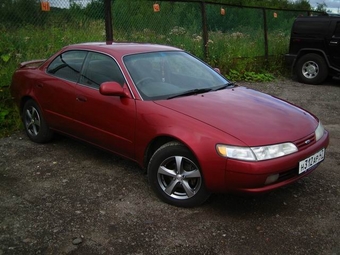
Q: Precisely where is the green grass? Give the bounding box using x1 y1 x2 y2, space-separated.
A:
0 22 290 138
0 87 21 136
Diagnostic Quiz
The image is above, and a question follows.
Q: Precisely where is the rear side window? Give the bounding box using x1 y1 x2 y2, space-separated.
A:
47 51 87 82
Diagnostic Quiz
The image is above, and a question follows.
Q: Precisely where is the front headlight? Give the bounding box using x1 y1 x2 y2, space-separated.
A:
251 143 298 161
315 121 325 141
216 143 298 161
216 145 256 161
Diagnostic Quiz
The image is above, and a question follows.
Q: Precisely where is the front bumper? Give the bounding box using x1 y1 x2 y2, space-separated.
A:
285 54 297 72
223 130 329 194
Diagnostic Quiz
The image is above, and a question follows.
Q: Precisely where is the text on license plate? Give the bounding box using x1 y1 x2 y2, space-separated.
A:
299 149 325 174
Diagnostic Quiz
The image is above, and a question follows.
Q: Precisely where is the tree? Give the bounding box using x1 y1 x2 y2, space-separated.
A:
0 0 46 26
314 2 327 12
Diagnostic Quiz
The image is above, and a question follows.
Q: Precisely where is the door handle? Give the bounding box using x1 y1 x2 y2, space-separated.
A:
76 96 87 102
330 40 338 45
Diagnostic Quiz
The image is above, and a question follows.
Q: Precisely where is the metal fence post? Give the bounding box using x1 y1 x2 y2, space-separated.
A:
262 8 269 61
105 0 113 44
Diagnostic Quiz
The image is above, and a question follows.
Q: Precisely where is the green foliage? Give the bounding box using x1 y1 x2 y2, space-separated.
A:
222 54 286 82
0 0 48 26
0 87 21 138
84 1 104 19
228 70 275 82
314 3 328 12
1 54 11 62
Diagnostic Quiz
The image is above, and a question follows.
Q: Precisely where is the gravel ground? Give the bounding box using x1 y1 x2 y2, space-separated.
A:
0 78 339 255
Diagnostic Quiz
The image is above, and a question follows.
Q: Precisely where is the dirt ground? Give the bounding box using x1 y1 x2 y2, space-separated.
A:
0 78 339 255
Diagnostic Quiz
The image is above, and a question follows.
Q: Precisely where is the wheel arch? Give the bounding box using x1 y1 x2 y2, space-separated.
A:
20 96 35 115
293 49 329 72
143 135 198 173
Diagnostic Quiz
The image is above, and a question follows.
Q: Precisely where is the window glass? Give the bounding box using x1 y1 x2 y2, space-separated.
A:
333 22 340 37
79 52 125 88
124 51 227 100
47 51 87 82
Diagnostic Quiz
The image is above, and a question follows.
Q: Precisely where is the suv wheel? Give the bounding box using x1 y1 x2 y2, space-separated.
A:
295 53 328 85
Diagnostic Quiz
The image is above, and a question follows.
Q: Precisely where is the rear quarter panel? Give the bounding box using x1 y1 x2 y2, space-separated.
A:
10 69 37 109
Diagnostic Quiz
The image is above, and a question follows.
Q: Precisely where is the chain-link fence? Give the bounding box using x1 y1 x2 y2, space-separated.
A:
0 0 321 88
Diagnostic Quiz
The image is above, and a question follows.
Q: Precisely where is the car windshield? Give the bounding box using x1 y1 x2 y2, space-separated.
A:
124 51 230 100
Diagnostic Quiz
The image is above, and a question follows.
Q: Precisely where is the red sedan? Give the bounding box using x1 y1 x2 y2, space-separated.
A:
10 43 329 207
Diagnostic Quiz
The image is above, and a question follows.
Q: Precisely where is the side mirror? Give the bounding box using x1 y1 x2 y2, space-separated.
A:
214 68 221 74
99 81 129 97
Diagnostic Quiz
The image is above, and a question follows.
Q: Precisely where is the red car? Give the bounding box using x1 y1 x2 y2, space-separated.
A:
10 42 329 207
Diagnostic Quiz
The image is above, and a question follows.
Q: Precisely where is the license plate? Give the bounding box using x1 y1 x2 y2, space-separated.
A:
299 149 325 174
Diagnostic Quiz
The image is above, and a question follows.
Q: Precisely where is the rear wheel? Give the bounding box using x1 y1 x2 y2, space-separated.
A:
148 142 210 207
22 99 53 143
295 53 328 84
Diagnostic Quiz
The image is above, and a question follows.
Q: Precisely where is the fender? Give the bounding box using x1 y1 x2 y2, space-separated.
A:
293 48 340 73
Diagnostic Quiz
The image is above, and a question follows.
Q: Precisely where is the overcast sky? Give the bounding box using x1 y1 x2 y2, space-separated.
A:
49 0 91 8
309 0 340 8
295 0 340 12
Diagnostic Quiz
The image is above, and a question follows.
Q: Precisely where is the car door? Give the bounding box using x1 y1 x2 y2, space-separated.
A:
328 20 340 68
73 52 136 159
38 50 87 133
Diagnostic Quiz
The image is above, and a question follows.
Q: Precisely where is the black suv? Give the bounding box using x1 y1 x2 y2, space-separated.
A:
286 15 340 84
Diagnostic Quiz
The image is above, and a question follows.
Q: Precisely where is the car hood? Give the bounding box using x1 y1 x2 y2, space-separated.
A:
154 86 318 146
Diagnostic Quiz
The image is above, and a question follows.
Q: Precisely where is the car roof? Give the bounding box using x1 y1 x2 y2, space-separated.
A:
292 15 338 36
295 15 340 21
63 42 182 57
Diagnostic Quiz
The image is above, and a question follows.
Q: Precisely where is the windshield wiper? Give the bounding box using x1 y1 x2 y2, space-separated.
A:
212 82 236 91
167 88 213 99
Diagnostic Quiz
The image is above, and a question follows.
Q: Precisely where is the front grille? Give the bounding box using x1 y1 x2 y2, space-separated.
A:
294 133 315 151
271 133 319 185
276 162 320 183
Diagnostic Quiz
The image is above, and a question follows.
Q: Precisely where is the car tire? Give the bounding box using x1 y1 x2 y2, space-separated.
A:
22 99 53 143
148 141 210 207
295 53 328 85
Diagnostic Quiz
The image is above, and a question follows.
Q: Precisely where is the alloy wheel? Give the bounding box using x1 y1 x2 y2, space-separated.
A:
24 106 41 137
157 155 202 200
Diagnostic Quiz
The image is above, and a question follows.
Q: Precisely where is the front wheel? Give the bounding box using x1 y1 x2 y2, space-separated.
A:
295 53 328 85
148 142 210 207
22 99 53 143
